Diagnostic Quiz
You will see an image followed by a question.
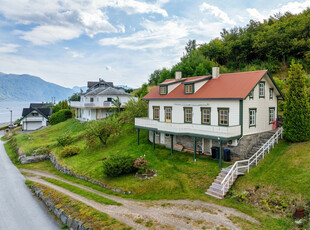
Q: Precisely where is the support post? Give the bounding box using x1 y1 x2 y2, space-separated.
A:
153 131 155 150
170 135 173 155
219 139 222 168
137 129 140 146
194 136 197 162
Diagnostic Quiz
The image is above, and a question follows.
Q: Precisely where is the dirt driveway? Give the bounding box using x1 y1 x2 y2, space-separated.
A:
22 169 259 230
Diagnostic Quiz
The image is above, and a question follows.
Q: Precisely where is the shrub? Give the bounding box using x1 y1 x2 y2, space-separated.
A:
57 134 73 146
117 99 148 125
102 155 137 177
133 155 149 174
49 109 72 125
60 146 80 158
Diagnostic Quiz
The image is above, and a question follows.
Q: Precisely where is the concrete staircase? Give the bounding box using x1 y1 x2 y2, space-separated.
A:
205 165 240 199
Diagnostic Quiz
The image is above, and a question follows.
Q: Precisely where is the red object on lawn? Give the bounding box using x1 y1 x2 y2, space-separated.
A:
272 120 277 129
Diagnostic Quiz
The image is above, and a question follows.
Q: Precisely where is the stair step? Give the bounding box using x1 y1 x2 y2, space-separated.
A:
205 191 223 199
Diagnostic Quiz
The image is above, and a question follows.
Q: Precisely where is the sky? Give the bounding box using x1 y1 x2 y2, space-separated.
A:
0 0 309 89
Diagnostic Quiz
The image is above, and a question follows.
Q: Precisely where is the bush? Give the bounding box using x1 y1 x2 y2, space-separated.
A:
57 134 73 146
60 146 80 158
49 109 72 125
102 155 137 177
117 99 148 125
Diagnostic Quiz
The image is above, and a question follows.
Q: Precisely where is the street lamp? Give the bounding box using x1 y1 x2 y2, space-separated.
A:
6 107 12 129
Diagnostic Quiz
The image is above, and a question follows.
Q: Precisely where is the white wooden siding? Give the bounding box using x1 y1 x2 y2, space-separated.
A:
243 75 278 135
168 83 181 93
194 80 208 93
149 100 240 126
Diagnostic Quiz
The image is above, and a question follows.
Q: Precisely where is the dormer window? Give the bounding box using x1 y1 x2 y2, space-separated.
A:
184 84 194 94
159 86 167 95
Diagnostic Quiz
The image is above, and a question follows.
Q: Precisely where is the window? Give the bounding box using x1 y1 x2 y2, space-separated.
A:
184 84 194 94
249 90 254 99
153 107 160 120
90 97 94 102
269 88 273 99
218 108 229 126
184 107 192 123
32 112 38 117
165 107 172 123
159 86 167 95
107 98 112 102
201 108 211 125
249 109 256 127
259 82 265 98
269 108 275 124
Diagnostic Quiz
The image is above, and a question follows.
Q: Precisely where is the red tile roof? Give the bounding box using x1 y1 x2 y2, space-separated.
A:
143 70 268 100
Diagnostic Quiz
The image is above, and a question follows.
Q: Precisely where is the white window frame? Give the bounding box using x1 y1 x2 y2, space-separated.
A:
249 109 256 127
259 82 265 98
269 108 275 124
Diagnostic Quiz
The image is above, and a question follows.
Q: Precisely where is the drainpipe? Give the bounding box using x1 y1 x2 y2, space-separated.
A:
218 137 222 168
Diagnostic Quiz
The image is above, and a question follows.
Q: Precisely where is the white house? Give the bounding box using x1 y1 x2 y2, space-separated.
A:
135 67 284 160
70 79 134 121
20 106 51 131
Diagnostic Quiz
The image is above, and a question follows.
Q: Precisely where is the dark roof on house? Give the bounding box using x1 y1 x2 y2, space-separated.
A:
30 103 50 108
143 70 276 100
97 87 130 96
21 107 52 119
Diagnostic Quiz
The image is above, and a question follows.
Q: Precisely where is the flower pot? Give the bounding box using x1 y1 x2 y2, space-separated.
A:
293 208 304 219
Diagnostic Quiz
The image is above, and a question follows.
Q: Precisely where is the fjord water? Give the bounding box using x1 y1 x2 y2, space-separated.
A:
0 101 31 124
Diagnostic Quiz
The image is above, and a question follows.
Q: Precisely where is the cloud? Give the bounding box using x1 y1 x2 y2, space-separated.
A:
0 44 19 53
106 65 112 71
0 0 168 45
246 8 265 21
200 2 235 25
271 0 310 15
99 19 188 50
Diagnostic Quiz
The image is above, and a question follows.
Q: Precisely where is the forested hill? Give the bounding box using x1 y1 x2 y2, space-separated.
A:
147 8 310 86
0 72 74 101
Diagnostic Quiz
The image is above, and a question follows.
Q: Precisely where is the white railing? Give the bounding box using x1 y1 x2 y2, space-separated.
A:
135 117 241 138
220 127 283 196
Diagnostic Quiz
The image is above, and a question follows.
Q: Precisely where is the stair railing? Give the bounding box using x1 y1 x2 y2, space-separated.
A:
220 127 283 196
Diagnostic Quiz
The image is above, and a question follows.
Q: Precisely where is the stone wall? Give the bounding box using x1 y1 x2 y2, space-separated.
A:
49 153 131 194
148 130 276 160
29 184 90 230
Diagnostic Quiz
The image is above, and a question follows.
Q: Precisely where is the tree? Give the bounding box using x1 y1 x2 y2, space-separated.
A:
69 92 81 101
283 60 310 142
118 98 148 124
111 96 121 113
86 117 120 147
134 84 148 98
185 39 197 56
52 100 70 113
148 69 162 85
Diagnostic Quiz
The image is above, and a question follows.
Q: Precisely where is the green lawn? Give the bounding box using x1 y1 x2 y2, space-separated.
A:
42 177 121 205
11 119 308 229
13 119 226 200
234 140 310 200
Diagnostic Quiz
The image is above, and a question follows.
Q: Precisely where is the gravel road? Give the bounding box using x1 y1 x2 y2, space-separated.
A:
0 134 59 230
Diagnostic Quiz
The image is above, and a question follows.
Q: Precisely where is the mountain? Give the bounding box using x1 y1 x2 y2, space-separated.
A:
72 86 88 93
0 72 74 102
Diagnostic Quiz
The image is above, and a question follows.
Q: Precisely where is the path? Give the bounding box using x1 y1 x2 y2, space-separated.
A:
0 134 59 230
23 169 259 230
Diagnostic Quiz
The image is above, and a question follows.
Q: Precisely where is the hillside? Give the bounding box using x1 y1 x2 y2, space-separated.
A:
147 9 310 87
0 72 74 101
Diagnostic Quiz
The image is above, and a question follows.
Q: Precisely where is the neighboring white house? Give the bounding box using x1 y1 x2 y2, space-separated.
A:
135 67 284 160
70 79 134 121
20 104 51 131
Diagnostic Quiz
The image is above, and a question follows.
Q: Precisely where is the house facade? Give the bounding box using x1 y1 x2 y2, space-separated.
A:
20 104 52 131
135 68 283 160
70 79 134 121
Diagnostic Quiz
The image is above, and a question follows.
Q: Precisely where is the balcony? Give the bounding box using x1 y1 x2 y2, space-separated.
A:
135 117 241 139
70 101 113 108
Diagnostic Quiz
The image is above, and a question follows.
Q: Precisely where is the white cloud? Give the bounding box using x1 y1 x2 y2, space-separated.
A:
271 0 310 15
0 44 19 53
106 65 112 71
246 8 265 21
99 19 188 50
0 0 167 45
19 25 82 45
200 2 235 25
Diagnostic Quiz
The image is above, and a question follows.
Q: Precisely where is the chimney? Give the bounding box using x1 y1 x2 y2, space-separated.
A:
212 67 220 79
175 71 182 80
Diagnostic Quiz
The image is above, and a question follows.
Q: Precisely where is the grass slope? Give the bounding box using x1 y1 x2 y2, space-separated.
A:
234 140 310 199
42 177 121 206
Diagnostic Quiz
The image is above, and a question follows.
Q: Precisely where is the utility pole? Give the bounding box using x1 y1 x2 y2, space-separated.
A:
6 108 12 129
